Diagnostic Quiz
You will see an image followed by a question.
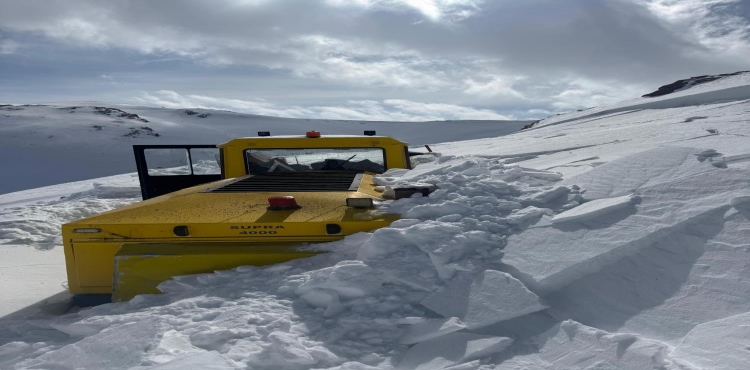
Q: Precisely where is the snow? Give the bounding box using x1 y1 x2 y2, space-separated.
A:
398 317 466 345
672 312 750 370
396 333 513 370
494 320 673 370
2 72 750 369
420 270 547 330
551 193 640 224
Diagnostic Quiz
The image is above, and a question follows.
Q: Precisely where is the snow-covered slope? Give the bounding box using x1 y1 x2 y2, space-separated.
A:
2 73 750 369
0 104 530 194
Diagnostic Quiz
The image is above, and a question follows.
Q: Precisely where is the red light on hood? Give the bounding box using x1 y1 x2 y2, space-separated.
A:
267 196 301 210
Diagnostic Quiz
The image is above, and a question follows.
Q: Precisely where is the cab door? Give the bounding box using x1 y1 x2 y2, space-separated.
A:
133 145 223 200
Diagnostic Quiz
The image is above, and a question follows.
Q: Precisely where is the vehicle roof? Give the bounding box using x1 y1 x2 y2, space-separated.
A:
218 135 407 148
238 135 390 139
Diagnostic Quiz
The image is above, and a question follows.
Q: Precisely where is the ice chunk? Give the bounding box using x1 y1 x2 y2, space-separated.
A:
506 206 549 226
521 186 570 205
551 194 640 224
20 319 162 369
671 312 750 370
136 351 238 369
141 329 205 365
494 321 669 370
397 332 513 370
420 270 547 329
267 331 317 365
505 159 750 294
521 168 563 181
729 195 750 207
399 317 466 344
299 288 344 317
545 209 750 343
561 146 699 199
295 261 384 300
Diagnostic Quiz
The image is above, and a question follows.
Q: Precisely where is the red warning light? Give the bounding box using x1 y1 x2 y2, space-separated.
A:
306 131 321 138
267 196 301 210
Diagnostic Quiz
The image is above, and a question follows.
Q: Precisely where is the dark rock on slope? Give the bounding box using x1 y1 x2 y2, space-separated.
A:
643 71 749 97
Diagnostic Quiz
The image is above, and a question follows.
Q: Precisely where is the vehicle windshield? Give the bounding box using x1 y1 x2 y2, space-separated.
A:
245 147 386 174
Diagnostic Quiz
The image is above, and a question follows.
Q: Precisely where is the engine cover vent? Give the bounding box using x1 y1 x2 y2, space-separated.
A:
207 171 363 193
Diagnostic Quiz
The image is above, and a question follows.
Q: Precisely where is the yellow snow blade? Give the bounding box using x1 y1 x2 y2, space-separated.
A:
112 242 320 302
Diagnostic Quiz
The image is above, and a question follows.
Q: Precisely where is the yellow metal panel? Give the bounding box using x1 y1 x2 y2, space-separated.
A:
70 242 120 291
65 217 395 240
63 217 395 293
113 243 320 301
65 174 382 227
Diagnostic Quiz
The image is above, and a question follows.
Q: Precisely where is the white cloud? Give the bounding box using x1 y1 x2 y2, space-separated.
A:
382 99 510 120
133 91 510 121
548 78 644 111
527 108 553 116
283 35 451 89
1 0 747 118
325 0 484 22
0 39 19 54
463 76 526 99
636 0 750 56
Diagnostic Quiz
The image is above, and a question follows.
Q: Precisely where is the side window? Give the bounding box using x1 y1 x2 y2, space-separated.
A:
144 149 191 175
190 148 221 175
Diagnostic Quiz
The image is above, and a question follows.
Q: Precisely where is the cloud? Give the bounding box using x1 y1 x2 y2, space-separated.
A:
463 76 526 99
279 35 453 89
636 0 750 56
324 0 484 22
0 39 18 54
133 90 511 121
1 0 748 117
547 77 645 111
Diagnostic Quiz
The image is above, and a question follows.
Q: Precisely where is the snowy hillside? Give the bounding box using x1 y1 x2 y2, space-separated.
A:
0 104 530 194
1 72 750 369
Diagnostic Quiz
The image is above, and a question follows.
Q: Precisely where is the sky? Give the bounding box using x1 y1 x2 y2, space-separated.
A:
1 0 749 121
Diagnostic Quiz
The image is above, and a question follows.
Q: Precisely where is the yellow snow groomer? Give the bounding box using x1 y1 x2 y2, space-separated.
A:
62 131 421 302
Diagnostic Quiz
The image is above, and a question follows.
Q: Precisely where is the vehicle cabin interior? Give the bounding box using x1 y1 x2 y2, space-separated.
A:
245 147 386 174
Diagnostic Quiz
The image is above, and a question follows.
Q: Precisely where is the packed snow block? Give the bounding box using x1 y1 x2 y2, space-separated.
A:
266 331 319 366
420 270 547 330
373 156 465 185
136 351 237 369
399 317 466 344
729 195 750 207
295 260 384 300
364 255 438 292
495 321 669 370
671 312 750 370
545 206 750 343
295 260 384 315
551 194 640 224
560 146 701 200
520 185 570 206
22 319 162 369
504 159 750 294
397 332 513 370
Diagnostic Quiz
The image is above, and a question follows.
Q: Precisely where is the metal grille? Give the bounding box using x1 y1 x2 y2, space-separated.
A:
207 171 363 193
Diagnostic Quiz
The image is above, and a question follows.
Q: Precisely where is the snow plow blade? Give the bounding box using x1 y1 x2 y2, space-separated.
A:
113 242 319 301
